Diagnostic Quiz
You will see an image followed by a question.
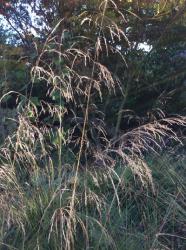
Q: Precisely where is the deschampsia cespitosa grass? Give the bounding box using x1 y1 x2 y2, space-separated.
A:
0 1 186 249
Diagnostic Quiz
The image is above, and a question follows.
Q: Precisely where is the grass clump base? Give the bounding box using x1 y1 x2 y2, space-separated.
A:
0 136 185 250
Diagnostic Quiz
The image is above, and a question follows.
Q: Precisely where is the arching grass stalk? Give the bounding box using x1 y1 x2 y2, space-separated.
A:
65 2 110 249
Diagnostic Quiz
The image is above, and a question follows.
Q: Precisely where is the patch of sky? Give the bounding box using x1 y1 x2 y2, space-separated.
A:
0 2 47 40
138 42 152 52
